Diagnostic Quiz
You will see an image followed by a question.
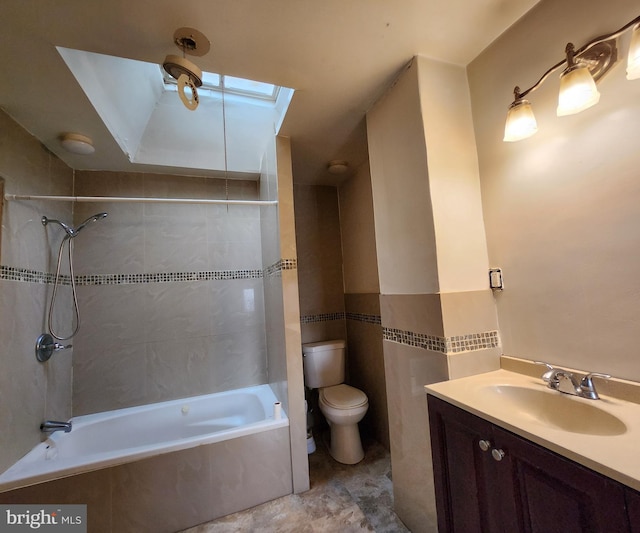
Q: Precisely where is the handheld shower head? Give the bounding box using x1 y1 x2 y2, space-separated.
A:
43 211 109 341
75 212 108 234
42 212 108 238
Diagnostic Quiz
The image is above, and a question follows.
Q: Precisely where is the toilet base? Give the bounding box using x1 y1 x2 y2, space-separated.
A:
328 423 364 464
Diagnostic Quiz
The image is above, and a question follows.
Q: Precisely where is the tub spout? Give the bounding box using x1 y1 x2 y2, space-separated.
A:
40 420 72 434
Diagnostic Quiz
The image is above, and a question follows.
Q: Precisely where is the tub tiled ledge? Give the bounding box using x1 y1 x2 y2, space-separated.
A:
425 360 640 491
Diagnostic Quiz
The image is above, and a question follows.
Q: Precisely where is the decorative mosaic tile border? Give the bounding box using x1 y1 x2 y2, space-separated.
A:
298 314 496 354
383 327 500 355
346 312 382 325
264 258 297 278
300 312 345 324
1 259 298 286
300 312 383 325
0 266 69 284
383 328 447 352
446 332 500 353
3 263 499 355
75 270 264 285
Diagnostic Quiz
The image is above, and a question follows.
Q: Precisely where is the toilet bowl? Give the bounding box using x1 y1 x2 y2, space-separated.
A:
319 384 368 464
302 340 369 465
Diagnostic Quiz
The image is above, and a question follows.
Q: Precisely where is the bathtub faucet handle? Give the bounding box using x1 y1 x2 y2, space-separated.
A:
35 333 72 362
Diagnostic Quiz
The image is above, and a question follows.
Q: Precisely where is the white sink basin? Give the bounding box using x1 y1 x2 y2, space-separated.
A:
425 368 640 492
478 384 627 436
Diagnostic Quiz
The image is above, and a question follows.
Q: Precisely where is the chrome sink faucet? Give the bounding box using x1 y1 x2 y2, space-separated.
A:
535 362 611 400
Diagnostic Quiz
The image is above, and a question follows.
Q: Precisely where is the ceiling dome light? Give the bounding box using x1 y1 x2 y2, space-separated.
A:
627 24 640 80
60 133 95 155
328 160 349 174
504 98 538 142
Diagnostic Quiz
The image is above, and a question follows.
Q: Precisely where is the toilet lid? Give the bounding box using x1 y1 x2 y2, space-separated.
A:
321 384 368 409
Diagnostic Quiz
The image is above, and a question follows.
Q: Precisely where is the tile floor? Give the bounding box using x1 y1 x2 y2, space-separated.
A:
182 435 410 532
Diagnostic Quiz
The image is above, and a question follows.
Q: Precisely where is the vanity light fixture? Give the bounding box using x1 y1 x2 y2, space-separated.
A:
504 14 640 142
556 43 601 116
627 23 640 80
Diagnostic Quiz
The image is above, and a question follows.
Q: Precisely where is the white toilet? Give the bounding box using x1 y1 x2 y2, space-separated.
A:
302 340 368 464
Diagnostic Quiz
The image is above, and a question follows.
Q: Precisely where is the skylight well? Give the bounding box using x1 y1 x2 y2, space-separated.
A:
57 46 294 175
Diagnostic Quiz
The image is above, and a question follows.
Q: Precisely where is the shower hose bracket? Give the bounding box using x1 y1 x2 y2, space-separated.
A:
35 333 72 362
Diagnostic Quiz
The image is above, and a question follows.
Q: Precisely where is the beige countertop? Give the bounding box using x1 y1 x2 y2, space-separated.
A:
425 366 640 492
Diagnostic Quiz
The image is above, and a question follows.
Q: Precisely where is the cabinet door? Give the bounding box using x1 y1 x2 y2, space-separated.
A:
428 395 631 533
428 395 519 533
492 424 630 533
625 488 640 533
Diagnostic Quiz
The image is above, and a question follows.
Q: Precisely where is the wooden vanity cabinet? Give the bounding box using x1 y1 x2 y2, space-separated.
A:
427 394 633 533
626 488 640 533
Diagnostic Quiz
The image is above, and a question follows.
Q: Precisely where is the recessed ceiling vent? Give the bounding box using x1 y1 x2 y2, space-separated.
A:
162 27 210 110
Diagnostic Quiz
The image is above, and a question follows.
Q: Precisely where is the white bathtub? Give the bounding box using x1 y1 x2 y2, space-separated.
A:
0 384 288 492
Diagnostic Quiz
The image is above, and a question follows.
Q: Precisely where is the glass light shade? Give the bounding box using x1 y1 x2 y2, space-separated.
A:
627 24 640 80
556 64 600 116
503 99 538 142
60 133 95 155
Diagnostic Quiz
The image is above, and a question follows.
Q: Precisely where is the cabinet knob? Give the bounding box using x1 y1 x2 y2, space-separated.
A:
492 448 506 462
478 439 491 452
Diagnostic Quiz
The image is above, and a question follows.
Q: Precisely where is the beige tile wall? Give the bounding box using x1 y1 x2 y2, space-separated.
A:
380 294 444 337
381 340 446 532
374 291 500 526
71 171 268 415
367 56 499 532
0 427 293 532
0 110 74 473
293 180 392 451
272 136 308 494
344 293 388 449
337 159 390 449
338 161 379 294
1 122 303 516
293 183 346 344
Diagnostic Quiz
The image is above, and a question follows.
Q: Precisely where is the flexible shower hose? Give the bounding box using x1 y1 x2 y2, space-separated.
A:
48 235 81 341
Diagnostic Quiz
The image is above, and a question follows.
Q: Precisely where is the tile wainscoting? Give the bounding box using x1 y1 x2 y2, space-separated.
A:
1 259 298 417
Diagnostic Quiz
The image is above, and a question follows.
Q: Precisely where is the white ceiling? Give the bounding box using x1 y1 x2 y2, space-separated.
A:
0 0 541 186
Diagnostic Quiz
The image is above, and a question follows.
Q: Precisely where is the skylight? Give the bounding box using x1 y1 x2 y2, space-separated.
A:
57 46 294 175
161 68 280 101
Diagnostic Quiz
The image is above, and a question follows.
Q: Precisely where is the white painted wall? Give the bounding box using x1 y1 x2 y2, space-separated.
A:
367 60 439 295
417 56 489 293
469 0 640 380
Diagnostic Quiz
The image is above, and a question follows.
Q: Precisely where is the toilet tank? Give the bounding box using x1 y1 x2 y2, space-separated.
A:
302 340 346 388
